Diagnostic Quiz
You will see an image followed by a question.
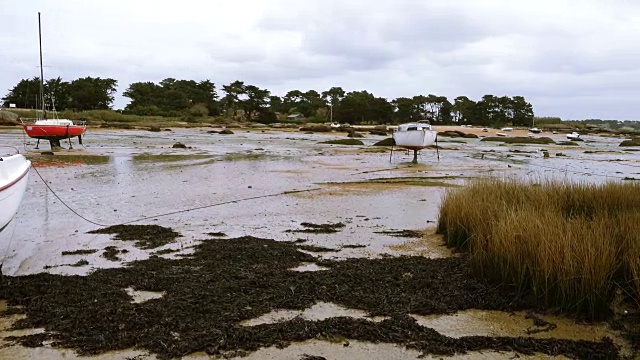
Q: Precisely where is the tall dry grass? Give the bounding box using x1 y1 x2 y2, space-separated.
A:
437 180 640 317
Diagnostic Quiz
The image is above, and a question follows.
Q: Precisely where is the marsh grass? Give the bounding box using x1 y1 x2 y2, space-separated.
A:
437 179 640 317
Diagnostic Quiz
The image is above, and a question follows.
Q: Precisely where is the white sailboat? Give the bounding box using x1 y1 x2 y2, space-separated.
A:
392 120 438 163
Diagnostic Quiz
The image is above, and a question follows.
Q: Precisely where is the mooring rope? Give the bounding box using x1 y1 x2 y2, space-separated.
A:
30 164 321 227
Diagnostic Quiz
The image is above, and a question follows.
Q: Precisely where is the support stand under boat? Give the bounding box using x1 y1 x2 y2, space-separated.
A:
388 134 440 164
49 139 61 150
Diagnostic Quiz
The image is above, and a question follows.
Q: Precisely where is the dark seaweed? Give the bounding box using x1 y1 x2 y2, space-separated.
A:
374 230 423 238
87 224 181 249
286 222 346 234
61 249 98 256
102 246 121 261
207 232 227 237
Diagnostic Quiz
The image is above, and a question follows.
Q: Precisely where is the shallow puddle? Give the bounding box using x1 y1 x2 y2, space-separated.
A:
240 302 389 327
289 262 330 272
411 310 629 352
124 287 165 304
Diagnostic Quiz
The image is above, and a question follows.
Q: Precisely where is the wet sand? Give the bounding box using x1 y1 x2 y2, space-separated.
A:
0 126 638 359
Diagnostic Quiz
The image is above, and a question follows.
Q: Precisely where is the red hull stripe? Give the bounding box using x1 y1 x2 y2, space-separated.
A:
0 164 30 192
23 125 86 138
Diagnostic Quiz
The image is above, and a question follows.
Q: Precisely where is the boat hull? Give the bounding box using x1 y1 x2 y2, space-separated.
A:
0 154 31 232
24 124 86 140
392 130 437 150
567 132 580 140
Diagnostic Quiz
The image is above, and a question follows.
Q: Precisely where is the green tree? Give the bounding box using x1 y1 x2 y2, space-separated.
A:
268 95 284 114
44 77 70 110
424 95 452 124
391 97 414 123
510 96 534 127
221 80 246 117
2 77 43 109
452 96 476 125
123 82 163 113
412 95 429 119
240 85 270 121
334 90 392 124
321 87 345 121
68 77 117 110
282 90 305 115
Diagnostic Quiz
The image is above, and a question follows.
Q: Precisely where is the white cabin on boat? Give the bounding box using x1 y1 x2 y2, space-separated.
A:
34 119 74 126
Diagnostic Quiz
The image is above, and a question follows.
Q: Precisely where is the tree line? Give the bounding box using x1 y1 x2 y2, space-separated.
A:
2 76 117 111
2 77 535 126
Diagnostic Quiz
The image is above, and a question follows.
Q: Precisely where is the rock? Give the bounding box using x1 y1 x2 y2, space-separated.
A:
0 110 19 122
320 139 364 145
369 130 388 136
299 125 332 132
347 132 364 138
219 129 234 135
620 138 640 147
373 138 395 146
172 143 187 149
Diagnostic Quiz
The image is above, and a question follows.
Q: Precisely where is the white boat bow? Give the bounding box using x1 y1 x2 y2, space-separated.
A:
0 152 31 232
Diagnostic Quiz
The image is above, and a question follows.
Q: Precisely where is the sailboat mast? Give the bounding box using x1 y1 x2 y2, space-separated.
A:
38 12 45 117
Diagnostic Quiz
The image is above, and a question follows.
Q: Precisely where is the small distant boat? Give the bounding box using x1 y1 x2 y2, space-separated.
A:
330 122 341 128
567 132 581 140
482 128 489 132
392 120 437 163
529 128 542 134
501 127 513 132
496 132 508 137
0 149 31 233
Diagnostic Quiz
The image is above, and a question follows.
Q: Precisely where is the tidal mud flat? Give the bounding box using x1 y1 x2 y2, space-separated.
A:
0 127 638 359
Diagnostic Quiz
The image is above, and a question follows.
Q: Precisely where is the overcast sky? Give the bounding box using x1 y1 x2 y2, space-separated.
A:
1 0 639 119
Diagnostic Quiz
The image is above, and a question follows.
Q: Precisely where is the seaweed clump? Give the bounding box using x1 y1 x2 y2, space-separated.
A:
620 138 640 147
61 249 98 256
375 230 423 238
286 222 346 234
481 137 555 144
102 246 124 261
88 224 181 249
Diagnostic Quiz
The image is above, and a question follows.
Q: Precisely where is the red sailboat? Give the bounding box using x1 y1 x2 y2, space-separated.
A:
23 119 86 143
23 12 86 150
